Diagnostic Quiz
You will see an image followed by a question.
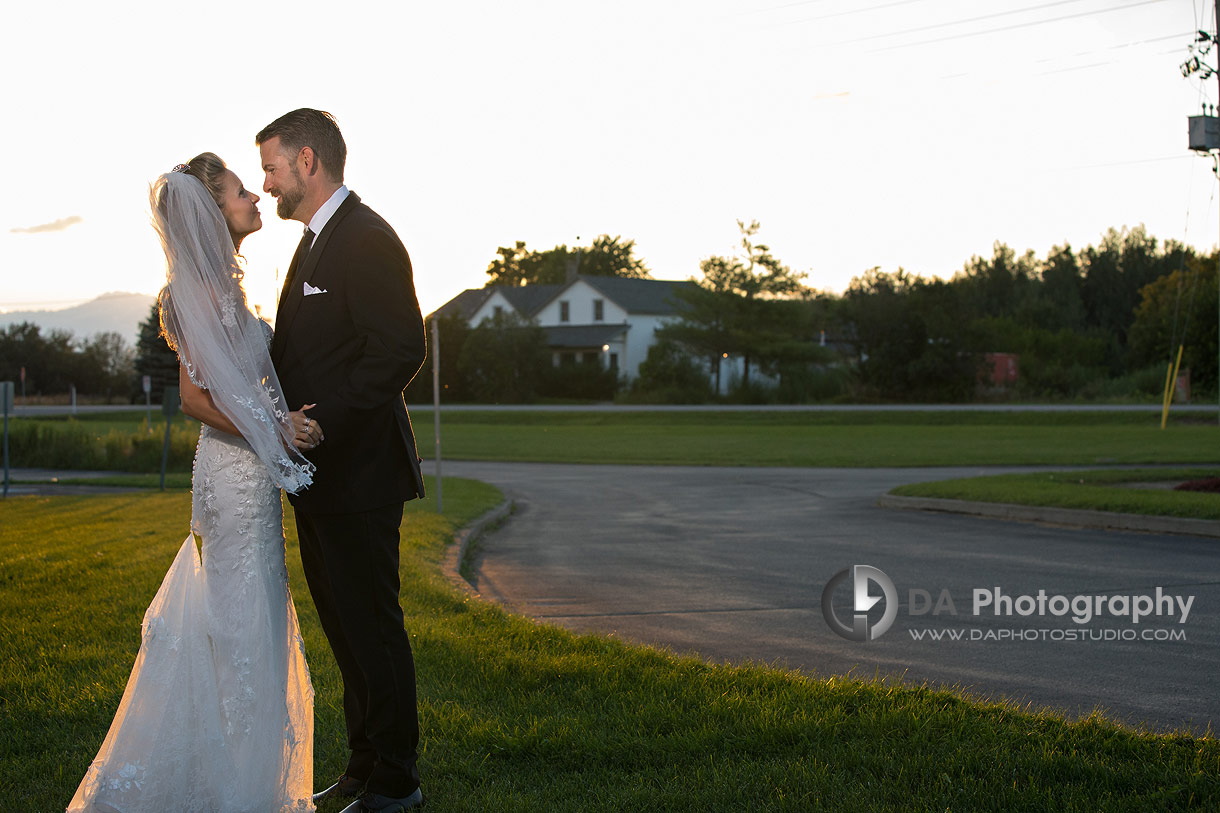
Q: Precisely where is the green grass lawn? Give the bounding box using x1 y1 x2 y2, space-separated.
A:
12 409 1220 470
2 484 1217 811
891 468 1220 520
412 409 1220 467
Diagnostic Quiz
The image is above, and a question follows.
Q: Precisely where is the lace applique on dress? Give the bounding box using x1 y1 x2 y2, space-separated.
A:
69 425 314 812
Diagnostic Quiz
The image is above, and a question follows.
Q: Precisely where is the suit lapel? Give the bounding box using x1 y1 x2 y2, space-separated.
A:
271 192 362 361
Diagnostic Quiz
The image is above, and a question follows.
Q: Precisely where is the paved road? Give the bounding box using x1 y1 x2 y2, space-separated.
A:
2 469 147 496
14 402 1220 417
445 461 1219 736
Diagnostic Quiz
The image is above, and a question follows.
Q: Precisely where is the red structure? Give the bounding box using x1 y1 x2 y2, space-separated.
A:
983 352 1019 387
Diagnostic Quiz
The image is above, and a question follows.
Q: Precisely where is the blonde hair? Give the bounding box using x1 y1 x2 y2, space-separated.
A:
182 152 228 207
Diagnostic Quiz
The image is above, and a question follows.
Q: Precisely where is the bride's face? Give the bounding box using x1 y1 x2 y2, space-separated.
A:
218 170 262 244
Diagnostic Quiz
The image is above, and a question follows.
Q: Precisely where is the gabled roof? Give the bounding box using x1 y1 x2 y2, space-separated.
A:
429 288 491 321
498 284 563 316
577 276 695 315
432 276 698 322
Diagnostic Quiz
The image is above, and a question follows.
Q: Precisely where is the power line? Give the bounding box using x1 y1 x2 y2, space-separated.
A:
826 0 1097 45
791 0 929 24
1032 44 1188 77
1033 31 1192 63
1055 154 1193 171
916 33 1187 81
742 0 838 15
872 0 1172 53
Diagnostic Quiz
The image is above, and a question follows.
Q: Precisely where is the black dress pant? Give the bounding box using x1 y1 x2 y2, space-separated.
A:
295 503 420 797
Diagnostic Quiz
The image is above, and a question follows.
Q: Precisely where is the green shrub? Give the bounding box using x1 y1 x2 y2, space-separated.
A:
628 341 712 404
7 419 199 472
537 362 619 401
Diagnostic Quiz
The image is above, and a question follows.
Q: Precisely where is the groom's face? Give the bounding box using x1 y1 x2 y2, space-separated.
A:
260 137 307 221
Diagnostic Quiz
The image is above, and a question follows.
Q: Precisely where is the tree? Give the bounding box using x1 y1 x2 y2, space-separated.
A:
133 301 180 403
1026 242 1086 331
1129 252 1219 394
842 269 980 401
1077 226 1190 371
456 312 549 402
0 322 79 395
78 332 134 398
573 235 650 279
954 242 1038 320
403 312 473 403
660 220 807 389
484 235 650 287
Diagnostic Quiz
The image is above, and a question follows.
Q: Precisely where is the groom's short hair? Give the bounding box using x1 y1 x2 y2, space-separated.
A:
256 108 347 183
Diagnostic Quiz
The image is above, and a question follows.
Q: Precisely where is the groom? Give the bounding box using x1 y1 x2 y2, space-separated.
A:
259 109 427 812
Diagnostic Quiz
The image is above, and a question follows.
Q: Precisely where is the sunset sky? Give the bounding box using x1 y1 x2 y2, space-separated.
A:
1 0 1216 326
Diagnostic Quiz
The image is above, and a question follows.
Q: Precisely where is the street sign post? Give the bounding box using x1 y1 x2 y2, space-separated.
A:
1 381 13 497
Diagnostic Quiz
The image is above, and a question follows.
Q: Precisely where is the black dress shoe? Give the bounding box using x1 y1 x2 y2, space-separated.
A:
313 773 367 803
339 787 425 812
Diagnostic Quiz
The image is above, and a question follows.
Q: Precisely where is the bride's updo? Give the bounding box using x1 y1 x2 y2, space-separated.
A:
180 152 228 207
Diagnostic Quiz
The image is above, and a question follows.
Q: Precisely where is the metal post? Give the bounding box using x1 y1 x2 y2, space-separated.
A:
431 318 443 514
2 382 12 498
160 386 179 492
143 375 152 433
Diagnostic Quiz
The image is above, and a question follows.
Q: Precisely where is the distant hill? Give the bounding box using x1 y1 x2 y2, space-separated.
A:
0 292 157 343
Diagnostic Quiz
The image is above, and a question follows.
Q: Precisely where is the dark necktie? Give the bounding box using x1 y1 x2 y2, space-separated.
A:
278 227 315 311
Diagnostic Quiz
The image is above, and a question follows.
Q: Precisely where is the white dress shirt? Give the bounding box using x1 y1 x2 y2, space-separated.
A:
306 185 350 246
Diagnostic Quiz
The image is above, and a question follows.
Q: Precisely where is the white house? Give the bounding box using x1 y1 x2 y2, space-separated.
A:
433 276 697 382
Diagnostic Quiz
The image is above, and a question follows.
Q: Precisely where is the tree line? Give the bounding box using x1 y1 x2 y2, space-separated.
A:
9 223 1208 406
409 223 1218 404
0 322 135 401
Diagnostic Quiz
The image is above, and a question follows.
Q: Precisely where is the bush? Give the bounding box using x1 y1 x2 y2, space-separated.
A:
1078 363 1175 402
537 362 619 401
456 313 549 403
627 341 712 404
773 362 852 403
7 419 200 472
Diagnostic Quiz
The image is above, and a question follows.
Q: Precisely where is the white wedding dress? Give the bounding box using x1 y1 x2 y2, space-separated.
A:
68 424 314 812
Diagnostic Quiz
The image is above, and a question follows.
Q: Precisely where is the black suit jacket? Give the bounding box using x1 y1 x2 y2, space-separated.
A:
271 192 426 514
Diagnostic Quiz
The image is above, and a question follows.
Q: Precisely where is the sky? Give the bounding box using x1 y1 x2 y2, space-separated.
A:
2 0 1217 327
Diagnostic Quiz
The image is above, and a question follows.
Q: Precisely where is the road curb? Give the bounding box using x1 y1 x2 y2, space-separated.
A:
878 494 1220 538
442 499 515 598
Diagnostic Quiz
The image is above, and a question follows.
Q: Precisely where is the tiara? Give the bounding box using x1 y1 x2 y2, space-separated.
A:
172 163 189 173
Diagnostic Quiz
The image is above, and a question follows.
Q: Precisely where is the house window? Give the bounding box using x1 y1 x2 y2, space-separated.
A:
494 305 503 318
560 301 570 323
609 353 618 370
581 351 598 365
593 299 604 321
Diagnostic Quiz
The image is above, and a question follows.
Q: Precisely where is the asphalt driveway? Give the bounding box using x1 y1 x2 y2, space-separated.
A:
444 461 1219 736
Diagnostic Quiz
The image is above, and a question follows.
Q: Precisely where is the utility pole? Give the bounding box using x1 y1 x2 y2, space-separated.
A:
431 317 442 514
1181 6 1220 421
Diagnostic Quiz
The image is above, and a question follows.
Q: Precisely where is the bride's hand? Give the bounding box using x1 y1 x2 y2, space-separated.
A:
288 404 324 450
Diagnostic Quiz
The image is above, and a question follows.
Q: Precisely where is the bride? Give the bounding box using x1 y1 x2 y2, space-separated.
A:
69 154 319 812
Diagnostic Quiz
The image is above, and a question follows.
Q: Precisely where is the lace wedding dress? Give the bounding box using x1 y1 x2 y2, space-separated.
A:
67 424 314 812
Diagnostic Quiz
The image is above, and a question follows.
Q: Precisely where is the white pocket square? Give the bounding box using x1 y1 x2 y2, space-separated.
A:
303 282 328 296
